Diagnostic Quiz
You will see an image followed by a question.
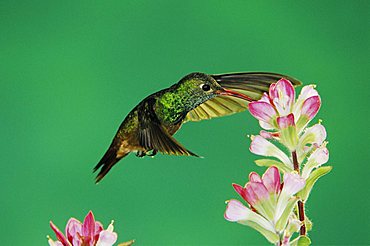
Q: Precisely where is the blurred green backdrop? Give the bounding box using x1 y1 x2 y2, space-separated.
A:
1 1 369 245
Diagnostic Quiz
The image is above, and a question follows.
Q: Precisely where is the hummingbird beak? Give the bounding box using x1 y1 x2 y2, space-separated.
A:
216 88 253 101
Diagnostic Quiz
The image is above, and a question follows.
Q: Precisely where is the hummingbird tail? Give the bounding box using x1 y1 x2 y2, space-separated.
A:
93 142 130 183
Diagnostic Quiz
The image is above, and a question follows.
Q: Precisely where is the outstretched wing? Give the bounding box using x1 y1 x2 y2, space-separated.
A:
185 95 248 122
185 72 301 122
138 98 199 157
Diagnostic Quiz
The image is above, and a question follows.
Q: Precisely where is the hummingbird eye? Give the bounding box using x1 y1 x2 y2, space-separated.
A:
201 84 211 91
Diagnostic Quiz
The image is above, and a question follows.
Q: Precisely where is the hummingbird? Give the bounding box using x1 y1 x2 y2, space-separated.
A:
94 72 301 182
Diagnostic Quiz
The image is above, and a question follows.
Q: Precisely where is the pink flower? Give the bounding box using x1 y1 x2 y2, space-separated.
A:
248 79 321 133
295 96 321 131
269 79 295 116
248 101 277 129
224 167 305 242
48 211 117 246
293 85 319 121
277 113 295 129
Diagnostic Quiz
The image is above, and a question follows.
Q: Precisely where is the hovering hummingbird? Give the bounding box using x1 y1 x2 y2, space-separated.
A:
94 72 301 182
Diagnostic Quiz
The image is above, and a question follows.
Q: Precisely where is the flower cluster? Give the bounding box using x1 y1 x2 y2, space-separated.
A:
225 167 305 243
249 78 320 133
225 78 332 245
248 79 331 202
48 211 134 246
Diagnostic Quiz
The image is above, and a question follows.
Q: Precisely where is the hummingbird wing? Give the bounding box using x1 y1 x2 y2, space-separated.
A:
185 72 301 122
138 98 199 157
185 96 247 122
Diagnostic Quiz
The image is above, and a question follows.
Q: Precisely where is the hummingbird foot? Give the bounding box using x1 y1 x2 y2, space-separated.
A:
147 149 158 157
135 149 158 158
136 150 146 158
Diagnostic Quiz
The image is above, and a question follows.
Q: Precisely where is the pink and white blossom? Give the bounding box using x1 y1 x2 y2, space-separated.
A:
293 85 319 121
274 172 306 223
248 79 321 135
298 124 326 150
248 79 325 171
296 96 321 131
277 113 295 129
48 211 117 246
269 79 295 116
224 167 305 242
248 101 277 130
238 77 330 244
282 172 306 196
224 199 274 232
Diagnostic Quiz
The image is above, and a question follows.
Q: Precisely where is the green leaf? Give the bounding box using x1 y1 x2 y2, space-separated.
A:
297 236 311 246
255 159 293 173
239 220 279 243
290 237 299 246
297 166 332 201
290 235 311 246
275 197 298 232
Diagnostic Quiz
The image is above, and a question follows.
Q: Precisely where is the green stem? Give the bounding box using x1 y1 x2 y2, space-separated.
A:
292 150 306 236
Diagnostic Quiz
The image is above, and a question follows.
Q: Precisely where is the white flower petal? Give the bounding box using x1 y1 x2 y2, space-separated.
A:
259 121 275 130
282 173 306 196
299 124 326 146
224 200 275 232
297 124 326 161
95 221 117 246
301 146 329 179
250 135 293 168
269 79 296 115
275 173 305 222
47 237 64 246
224 199 252 222
96 229 118 246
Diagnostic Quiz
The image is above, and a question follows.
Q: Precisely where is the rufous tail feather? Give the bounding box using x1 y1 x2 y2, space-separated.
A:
94 141 129 183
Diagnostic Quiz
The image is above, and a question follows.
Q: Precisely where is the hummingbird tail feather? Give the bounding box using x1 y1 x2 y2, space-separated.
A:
94 142 129 183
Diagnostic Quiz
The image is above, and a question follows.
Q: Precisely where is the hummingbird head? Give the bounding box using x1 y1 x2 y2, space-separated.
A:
174 72 251 111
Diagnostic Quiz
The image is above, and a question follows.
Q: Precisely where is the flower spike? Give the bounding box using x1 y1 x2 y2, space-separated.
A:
226 76 330 245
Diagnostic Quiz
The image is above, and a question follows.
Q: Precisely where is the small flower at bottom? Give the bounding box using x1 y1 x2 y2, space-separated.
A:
47 211 125 246
224 166 305 243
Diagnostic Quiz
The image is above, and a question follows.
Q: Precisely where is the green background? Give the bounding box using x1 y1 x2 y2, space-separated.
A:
1 1 369 245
